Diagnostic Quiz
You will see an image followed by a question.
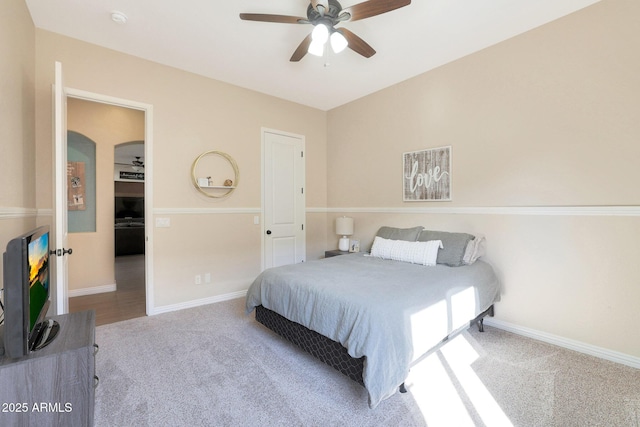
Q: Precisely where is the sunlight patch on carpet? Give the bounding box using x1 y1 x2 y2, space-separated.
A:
442 334 513 426
406 334 513 426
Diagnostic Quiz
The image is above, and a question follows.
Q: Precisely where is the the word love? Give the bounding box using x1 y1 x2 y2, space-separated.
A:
404 161 449 193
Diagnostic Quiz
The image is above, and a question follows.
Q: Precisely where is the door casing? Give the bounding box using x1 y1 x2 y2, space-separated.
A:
53 61 155 315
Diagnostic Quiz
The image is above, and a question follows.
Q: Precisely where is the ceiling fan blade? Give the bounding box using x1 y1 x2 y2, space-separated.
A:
339 28 376 58
239 13 306 24
290 33 313 62
342 0 411 22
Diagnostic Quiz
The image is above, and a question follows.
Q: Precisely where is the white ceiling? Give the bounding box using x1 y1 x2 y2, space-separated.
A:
25 0 600 111
114 142 144 166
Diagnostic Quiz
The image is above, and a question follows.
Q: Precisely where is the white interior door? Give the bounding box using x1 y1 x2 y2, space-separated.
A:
263 129 305 269
53 61 69 315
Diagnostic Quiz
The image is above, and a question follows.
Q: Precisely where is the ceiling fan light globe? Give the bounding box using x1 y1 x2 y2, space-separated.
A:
308 39 325 56
311 23 329 44
330 31 348 53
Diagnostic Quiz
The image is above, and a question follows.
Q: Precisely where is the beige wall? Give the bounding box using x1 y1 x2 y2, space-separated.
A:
8 0 637 363
34 31 328 309
327 0 640 358
66 98 145 292
0 0 37 282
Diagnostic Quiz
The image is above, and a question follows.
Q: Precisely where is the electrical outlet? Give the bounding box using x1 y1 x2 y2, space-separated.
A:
204 273 211 284
195 275 202 285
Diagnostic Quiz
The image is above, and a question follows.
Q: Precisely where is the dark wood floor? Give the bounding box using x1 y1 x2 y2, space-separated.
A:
69 254 146 326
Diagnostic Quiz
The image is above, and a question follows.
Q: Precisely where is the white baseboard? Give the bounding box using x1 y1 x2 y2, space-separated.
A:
484 318 640 369
149 290 247 316
68 283 117 297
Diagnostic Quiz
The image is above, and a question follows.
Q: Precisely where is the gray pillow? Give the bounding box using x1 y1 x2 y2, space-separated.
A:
417 230 474 267
375 226 423 242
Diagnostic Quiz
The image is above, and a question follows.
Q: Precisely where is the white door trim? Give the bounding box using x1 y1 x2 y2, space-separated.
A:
62 87 155 316
261 127 306 271
53 62 68 315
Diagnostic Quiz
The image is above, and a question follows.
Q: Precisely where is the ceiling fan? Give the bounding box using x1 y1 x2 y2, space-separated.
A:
132 157 144 168
240 0 411 62
116 156 145 171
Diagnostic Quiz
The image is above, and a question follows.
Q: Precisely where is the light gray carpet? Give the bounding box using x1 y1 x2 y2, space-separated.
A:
95 298 640 426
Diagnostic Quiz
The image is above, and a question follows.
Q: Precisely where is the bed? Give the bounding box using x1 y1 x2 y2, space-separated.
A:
246 227 500 408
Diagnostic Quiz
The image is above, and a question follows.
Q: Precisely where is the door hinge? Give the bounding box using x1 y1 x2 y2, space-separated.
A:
301 187 304 194
301 151 304 158
301 224 304 231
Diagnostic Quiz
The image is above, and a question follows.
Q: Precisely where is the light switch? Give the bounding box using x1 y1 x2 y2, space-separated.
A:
155 218 170 228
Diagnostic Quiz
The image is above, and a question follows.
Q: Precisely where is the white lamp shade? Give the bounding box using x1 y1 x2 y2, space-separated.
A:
308 39 325 57
330 31 348 53
311 23 329 44
335 217 354 236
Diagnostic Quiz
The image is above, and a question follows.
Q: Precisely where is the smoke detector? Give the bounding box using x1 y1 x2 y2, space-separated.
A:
111 11 128 24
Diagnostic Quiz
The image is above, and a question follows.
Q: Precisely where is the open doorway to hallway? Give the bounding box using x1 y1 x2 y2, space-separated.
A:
66 97 147 326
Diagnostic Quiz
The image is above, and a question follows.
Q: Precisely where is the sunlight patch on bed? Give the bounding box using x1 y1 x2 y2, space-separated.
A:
410 301 448 359
450 287 477 329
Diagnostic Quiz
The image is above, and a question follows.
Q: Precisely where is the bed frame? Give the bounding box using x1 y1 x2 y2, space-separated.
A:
255 304 494 392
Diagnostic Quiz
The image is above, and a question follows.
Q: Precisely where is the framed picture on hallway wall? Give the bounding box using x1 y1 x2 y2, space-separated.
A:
67 161 86 210
403 146 451 201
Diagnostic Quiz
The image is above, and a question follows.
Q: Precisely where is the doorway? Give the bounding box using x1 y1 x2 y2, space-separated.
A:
60 91 153 324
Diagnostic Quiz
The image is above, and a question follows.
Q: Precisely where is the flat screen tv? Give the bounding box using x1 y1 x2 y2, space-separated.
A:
115 196 144 219
2 225 59 358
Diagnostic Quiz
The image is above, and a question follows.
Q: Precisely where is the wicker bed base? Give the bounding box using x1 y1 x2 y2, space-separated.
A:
255 304 494 390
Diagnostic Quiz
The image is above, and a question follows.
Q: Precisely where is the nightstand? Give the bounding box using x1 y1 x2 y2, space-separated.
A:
325 249 350 258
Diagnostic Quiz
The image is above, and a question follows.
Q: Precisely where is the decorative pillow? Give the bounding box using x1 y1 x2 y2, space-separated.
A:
370 236 443 266
375 226 423 242
463 235 486 265
417 230 474 267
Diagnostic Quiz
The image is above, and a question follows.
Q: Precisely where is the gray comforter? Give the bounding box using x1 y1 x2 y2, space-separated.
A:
245 253 500 408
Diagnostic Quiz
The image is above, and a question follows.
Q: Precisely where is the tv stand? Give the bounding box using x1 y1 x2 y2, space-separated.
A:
0 310 97 427
31 319 60 351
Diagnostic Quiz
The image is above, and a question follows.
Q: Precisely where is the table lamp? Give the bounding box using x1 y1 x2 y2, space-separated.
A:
336 216 354 252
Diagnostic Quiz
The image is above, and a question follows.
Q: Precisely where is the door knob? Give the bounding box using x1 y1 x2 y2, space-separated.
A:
266 230 272 235
50 248 73 256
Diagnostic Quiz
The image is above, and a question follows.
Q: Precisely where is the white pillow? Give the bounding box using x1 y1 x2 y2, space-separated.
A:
370 236 443 266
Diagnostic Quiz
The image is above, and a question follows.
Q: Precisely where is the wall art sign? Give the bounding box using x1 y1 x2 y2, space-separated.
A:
403 146 451 201
120 171 144 181
67 161 86 210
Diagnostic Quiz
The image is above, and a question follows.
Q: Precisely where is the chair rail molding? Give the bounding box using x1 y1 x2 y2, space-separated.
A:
153 207 261 215
311 206 640 216
0 207 38 220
